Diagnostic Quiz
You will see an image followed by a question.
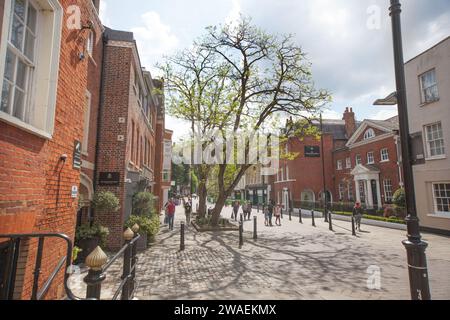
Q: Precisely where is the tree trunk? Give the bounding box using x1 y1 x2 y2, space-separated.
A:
211 192 228 226
198 181 207 218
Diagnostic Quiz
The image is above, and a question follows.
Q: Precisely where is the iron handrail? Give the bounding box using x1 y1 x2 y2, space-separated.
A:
0 233 78 300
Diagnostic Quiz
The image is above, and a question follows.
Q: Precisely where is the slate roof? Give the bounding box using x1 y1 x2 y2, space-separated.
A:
104 26 135 42
367 116 399 132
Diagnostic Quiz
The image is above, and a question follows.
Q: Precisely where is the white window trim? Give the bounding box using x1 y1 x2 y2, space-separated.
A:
346 157 351 169
367 152 375 165
423 122 446 160
419 69 439 104
0 0 63 139
337 160 343 171
432 183 450 216
380 148 389 162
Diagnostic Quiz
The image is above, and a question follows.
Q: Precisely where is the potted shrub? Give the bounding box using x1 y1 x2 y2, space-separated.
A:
125 214 160 251
132 192 155 216
393 188 407 219
75 224 110 263
92 191 120 213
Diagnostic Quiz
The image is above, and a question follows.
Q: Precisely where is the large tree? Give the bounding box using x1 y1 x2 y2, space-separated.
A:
164 17 331 225
201 18 331 225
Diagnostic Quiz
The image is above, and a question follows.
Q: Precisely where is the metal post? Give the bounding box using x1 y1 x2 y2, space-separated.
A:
121 227 135 300
389 0 430 300
84 247 108 300
180 222 185 251
352 216 356 236
31 238 44 300
253 216 258 240
328 209 333 231
239 221 244 248
320 114 329 223
311 209 316 227
299 209 303 224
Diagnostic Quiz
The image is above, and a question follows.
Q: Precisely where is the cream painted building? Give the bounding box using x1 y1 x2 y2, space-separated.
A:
405 36 450 234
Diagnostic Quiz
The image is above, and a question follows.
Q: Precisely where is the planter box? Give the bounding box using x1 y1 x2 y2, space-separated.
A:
191 221 240 232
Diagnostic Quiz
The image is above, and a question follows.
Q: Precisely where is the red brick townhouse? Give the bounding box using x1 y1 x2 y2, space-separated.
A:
269 108 403 211
333 112 402 210
0 0 102 299
94 27 162 249
269 117 348 211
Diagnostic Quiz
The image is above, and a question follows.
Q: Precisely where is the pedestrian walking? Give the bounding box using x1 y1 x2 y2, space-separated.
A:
247 202 253 220
167 198 176 231
275 203 282 226
353 202 363 231
268 200 275 227
264 205 270 226
232 201 240 221
184 198 192 226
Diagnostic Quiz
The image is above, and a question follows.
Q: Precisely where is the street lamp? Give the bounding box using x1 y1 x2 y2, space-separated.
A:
320 114 333 231
373 0 431 300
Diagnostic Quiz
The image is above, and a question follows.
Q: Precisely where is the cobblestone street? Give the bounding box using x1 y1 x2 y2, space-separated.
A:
70 201 450 300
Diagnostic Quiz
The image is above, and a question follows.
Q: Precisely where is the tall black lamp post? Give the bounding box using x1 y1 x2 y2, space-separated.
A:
374 0 431 300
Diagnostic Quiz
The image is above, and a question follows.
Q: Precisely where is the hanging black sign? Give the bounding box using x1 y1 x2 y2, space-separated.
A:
99 172 121 186
73 140 82 169
305 146 321 158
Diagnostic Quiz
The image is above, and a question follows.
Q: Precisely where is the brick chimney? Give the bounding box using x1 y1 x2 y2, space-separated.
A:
343 107 356 139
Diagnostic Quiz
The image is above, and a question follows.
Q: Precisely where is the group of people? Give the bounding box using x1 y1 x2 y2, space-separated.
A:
231 200 284 227
163 196 193 231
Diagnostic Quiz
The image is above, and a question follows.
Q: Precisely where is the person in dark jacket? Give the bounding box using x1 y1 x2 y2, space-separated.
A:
352 202 363 231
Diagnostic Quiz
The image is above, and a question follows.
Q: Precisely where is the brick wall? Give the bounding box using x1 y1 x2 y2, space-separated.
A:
0 0 97 299
95 43 132 250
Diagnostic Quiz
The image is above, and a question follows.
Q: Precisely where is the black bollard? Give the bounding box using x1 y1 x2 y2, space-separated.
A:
352 216 356 236
253 216 257 240
289 209 292 221
180 222 185 251
239 221 244 248
328 210 333 231
299 209 303 224
312 210 316 227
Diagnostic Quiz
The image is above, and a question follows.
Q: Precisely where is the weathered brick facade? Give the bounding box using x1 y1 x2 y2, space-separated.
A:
0 0 102 299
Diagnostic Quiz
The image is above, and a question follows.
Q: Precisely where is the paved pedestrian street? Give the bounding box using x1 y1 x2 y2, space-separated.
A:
70 202 450 300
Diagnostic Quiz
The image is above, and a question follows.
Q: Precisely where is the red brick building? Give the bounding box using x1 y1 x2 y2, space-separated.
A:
269 108 402 212
0 0 102 299
94 27 162 249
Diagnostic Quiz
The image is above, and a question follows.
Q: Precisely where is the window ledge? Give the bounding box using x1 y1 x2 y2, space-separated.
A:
426 155 446 161
0 112 52 140
419 98 440 108
380 160 390 163
427 214 450 220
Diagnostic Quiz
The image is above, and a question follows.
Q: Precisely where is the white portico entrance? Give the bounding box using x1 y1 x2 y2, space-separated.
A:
351 164 383 209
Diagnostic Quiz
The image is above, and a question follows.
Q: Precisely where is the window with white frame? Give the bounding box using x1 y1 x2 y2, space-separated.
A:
337 160 343 170
348 182 354 201
364 128 375 140
383 179 393 203
346 157 352 169
381 148 389 162
433 183 450 214
0 0 63 137
356 154 362 165
424 122 445 158
338 183 345 200
367 152 375 164
420 69 439 103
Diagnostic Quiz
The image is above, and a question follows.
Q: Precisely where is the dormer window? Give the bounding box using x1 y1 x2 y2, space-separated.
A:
364 128 375 140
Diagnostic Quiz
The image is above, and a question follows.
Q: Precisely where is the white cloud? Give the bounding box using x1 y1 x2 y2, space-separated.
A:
99 0 111 26
370 108 398 121
226 0 242 25
131 11 179 75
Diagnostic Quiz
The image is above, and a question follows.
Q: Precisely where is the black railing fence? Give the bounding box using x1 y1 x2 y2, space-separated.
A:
294 201 383 215
0 224 141 301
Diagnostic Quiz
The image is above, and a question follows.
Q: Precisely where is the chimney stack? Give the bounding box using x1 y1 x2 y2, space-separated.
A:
343 107 356 139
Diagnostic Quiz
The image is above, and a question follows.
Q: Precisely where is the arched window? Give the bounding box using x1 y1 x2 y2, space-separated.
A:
364 128 375 140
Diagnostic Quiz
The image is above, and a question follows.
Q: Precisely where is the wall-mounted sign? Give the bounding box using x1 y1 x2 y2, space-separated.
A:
305 146 320 158
71 186 78 198
73 140 82 169
99 172 121 186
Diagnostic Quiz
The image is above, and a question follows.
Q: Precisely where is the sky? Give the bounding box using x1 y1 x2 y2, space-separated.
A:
99 0 450 142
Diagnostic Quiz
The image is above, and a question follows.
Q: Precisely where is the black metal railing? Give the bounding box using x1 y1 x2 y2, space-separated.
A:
0 225 141 301
0 233 73 300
